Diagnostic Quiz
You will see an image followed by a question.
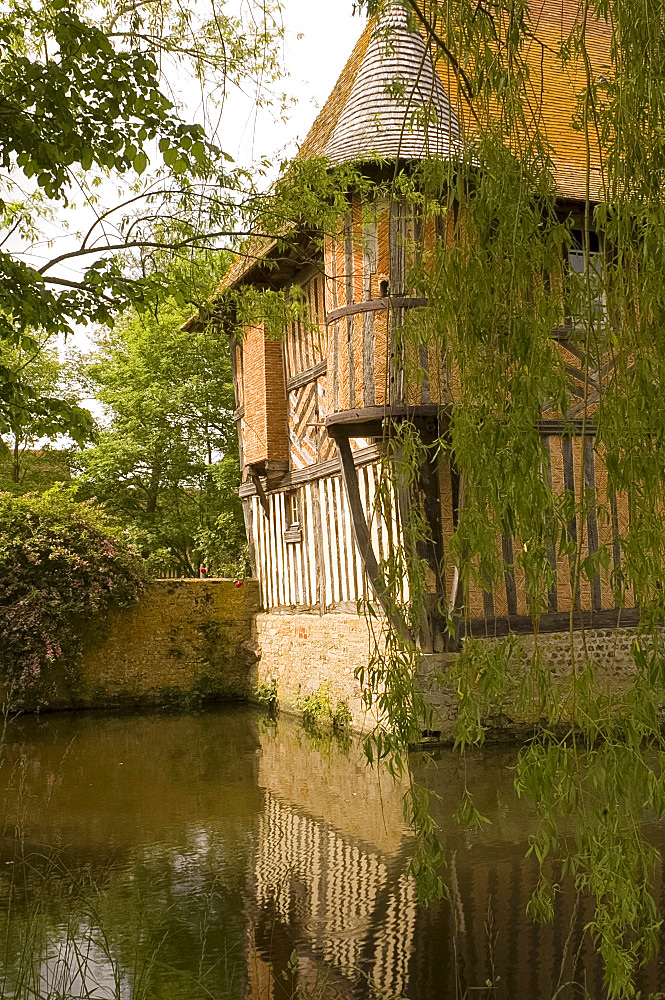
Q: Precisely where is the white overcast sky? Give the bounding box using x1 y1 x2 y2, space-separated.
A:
222 0 364 167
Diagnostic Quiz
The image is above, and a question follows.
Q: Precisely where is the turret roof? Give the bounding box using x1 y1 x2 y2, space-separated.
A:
298 0 611 201
203 1 612 297
323 4 462 165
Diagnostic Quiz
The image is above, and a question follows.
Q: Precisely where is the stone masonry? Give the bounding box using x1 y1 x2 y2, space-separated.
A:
3 580 261 713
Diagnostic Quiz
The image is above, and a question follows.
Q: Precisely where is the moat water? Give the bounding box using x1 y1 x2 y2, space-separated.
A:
1 706 665 1000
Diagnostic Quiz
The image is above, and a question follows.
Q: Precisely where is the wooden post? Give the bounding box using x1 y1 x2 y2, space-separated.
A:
332 431 411 642
541 435 559 613
583 436 602 611
562 436 582 610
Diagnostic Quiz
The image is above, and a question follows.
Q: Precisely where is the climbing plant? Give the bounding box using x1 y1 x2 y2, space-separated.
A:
0 486 145 704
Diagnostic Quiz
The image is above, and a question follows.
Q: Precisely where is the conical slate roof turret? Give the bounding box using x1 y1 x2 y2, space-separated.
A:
324 3 462 165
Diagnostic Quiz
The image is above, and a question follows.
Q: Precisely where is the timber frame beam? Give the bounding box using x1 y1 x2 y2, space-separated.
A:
325 404 446 439
327 426 411 642
326 404 450 646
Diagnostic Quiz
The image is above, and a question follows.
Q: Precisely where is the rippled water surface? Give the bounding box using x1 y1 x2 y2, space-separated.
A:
1 706 665 999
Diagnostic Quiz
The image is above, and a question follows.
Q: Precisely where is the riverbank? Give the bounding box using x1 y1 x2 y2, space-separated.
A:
1 580 648 739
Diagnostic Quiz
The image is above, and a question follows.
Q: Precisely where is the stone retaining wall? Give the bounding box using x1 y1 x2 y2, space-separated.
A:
5 580 261 713
4 580 645 729
254 612 645 736
251 612 378 730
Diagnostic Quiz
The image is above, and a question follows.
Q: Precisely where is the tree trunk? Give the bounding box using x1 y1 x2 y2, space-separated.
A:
12 436 20 484
145 452 163 513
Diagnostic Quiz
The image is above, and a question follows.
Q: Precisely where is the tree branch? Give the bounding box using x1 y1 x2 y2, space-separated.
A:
38 231 270 274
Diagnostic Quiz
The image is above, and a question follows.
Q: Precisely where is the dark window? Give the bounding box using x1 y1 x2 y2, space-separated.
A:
566 228 606 329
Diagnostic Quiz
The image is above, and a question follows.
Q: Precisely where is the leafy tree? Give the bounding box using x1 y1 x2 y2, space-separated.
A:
0 0 285 426
0 335 83 488
75 249 246 577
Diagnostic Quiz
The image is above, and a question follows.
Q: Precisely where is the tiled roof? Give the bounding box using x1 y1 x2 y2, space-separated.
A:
210 0 611 296
324 4 462 164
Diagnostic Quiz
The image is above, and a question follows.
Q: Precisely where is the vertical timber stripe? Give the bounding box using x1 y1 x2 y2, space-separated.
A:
341 476 358 600
583 437 602 611
326 478 340 604
260 498 270 608
333 477 345 602
320 479 333 609
294 515 303 604
260 501 270 608
333 322 340 410
251 499 262 606
268 495 277 608
329 234 340 411
542 436 559 613
561 437 581 610
345 213 355 408
306 484 317 603
334 477 349 602
333 477 349 601
274 495 285 606
362 209 377 407
502 534 518 617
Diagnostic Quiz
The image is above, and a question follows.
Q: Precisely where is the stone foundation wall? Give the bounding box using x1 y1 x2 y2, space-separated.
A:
254 612 646 737
6 580 261 713
251 612 380 730
5 584 645 728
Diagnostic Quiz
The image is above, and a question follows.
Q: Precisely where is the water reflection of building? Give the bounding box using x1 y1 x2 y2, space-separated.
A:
251 789 417 998
248 733 665 1000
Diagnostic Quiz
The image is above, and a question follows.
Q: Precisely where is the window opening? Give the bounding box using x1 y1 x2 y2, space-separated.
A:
286 491 299 527
566 228 606 330
284 490 302 544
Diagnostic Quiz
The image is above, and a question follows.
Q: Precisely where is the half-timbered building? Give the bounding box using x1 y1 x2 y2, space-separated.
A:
191 2 635 653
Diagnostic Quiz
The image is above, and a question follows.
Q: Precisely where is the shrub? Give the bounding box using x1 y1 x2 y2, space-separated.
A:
297 682 353 732
0 486 146 702
254 677 278 711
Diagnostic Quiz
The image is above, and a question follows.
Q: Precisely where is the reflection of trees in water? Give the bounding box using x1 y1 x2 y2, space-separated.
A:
0 828 252 1000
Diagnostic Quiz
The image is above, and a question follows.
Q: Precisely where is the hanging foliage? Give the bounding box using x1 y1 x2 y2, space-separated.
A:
340 3 665 997
212 0 665 993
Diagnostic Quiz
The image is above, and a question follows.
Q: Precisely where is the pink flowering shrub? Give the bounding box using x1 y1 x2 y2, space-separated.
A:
0 486 146 700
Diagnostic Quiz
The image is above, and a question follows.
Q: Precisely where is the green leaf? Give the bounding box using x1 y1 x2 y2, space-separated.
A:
133 151 148 175
162 147 178 167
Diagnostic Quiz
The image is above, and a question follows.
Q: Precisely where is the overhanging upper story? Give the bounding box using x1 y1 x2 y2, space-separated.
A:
185 1 613 492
